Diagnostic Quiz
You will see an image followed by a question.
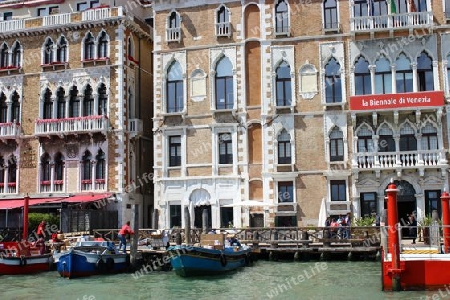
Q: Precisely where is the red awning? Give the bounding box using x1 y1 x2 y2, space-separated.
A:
60 193 112 203
0 197 65 209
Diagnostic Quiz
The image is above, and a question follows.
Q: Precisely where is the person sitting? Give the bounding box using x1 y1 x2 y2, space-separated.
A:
228 234 241 247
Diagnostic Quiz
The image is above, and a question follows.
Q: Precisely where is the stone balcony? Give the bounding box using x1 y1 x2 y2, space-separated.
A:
351 11 432 34
34 115 109 137
0 123 20 140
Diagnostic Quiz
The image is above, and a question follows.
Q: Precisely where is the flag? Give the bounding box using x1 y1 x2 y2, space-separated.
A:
409 0 417 13
390 0 397 14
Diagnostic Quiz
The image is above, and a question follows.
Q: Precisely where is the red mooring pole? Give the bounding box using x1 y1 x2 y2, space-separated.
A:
441 191 450 254
22 194 29 241
386 180 401 291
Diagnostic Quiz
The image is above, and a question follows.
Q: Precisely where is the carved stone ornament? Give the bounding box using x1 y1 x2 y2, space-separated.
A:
65 143 79 159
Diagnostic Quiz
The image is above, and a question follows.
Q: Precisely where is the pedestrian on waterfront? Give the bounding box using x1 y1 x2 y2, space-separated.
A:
344 213 351 239
325 216 331 227
118 221 134 253
409 213 418 244
37 220 46 239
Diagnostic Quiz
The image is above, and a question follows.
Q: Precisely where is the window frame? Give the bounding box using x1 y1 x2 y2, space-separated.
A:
43 89 53 119
218 133 233 165
275 0 289 36
330 180 346 201
95 149 106 180
323 0 339 30
84 32 95 61
324 57 342 104
0 43 8 69
215 57 234 110
277 130 292 164
169 135 182 167
166 61 184 113
56 88 66 119
83 85 94 116
360 192 377 217
354 56 371 95
329 127 344 162
277 181 294 203
0 93 7 123
275 61 292 107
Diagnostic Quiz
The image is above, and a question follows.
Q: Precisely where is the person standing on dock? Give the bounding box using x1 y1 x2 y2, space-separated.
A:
408 214 417 244
118 221 135 254
37 220 46 239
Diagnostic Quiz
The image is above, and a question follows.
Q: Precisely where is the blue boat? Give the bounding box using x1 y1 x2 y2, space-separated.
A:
167 244 252 277
56 241 128 278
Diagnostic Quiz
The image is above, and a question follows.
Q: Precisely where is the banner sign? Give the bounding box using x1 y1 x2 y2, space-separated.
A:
349 91 444 111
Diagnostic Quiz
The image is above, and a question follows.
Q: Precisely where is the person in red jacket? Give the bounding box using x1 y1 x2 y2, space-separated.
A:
37 220 46 239
118 221 134 253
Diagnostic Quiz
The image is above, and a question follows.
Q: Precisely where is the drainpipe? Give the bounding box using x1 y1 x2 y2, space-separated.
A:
441 190 450 254
386 179 401 291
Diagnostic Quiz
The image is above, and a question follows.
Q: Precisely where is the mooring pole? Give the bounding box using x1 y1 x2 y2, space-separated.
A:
441 190 450 254
184 206 191 244
386 179 401 291
130 204 139 268
22 194 29 241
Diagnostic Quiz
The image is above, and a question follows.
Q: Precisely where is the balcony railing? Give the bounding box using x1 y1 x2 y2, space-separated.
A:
216 22 231 37
128 118 143 138
43 13 71 26
35 115 109 136
0 123 20 139
82 7 113 21
351 11 432 32
0 19 24 32
166 27 181 42
354 149 446 170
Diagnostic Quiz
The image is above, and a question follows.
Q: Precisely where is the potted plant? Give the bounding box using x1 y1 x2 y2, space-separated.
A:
419 215 433 245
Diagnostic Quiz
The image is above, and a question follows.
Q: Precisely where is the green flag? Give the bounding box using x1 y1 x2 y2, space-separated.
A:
390 0 397 14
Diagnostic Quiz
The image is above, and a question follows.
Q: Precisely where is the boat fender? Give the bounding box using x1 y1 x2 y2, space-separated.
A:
96 258 105 272
106 257 115 273
20 256 27 267
220 253 227 267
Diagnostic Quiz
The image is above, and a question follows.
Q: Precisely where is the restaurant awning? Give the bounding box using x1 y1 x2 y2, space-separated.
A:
60 193 112 203
0 197 65 210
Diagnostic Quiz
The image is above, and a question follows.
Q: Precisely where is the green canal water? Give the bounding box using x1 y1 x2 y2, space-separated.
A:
0 261 445 300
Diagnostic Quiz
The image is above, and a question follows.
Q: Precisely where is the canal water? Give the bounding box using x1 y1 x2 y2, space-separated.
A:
0 261 445 300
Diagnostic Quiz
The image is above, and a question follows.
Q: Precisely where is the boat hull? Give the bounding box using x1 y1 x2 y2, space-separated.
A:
0 254 53 275
56 250 128 278
168 245 251 277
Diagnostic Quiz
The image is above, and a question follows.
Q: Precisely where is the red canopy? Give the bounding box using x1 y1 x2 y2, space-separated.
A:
0 193 113 209
61 193 112 203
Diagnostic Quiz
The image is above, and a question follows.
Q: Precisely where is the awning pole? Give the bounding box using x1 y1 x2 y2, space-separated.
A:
5 208 8 227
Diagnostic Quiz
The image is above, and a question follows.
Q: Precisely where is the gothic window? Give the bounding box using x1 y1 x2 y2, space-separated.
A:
166 61 184 113
400 123 417 151
357 125 374 152
276 61 292 106
97 31 108 58
41 153 51 182
323 0 338 30
215 57 234 109
43 88 53 119
354 56 371 95
56 87 65 119
69 86 79 118
11 91 20 123
84 32 95 60
82 150 92 181
417 52 433 91
8 156 16 184
375 57 392 94
95 149 106 180
57 36 67 63
98 84 107 115
0 43 8 68
421 123 438 150
325 57 342 103
0 93 7 123
54 152 64 181
83 85 94 116
11 41 21 67
44 38 54 64
277 129 291 164
395 53 413 93
275 0 289 34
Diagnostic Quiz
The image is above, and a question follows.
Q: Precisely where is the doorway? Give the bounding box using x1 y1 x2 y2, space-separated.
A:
386 180 417 238
194 205 212 229
250 213 264 228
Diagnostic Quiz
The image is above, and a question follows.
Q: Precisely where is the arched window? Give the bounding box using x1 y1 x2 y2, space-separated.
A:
57 36 67 63
400 123 417 151
167 11 181 41
83 85 94 116
168 11 180 29
375 57 392 94
11 41 21 67
56 87 65 119
421 123 438 150
354 56 371 95
0 93 7 123
277 130 291 164
276 61 292 106
166 61 184 113
69 86 79 118
216 5 230 36
96 149 106 180
357 125 373 152
378 124 395 152
325 57 342 103
275 0 289 34
43 88 53 119
395 53 413 93
0 157 4 184
7 156 16 184
98 84 107 115
329 127 344 161
217 5 229 24
0 43 8 68
11 91 20 123
54 152 64 181
417 52 433 91
44 38 54 64
127 36 134 58
41 153 51 182
97 31 108 59
82 150 92 181
84 33 95 60
323 0 338 30
215 56 234 109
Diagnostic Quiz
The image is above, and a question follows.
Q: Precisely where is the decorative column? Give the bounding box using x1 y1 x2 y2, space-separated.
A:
391 64 396 94
50 161 55 192
411 62 417 92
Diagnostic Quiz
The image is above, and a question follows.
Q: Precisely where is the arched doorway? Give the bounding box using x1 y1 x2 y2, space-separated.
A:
189 189 212 229
385 180 417 237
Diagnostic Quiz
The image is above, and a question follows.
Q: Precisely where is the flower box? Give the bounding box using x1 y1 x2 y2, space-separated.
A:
7 182 16 187
53 180 64 185
40 181 51 185
81 179 92 184
95 179 105 184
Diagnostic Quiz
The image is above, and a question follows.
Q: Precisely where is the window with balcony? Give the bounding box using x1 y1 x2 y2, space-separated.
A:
0 93 7 123
98 84 107 115
276 61 292 106
330 180 346 201
97 31 108 59
57 36 67 63
278 181 294 203
417 51 433 91
329 127 344 161
215 56 234 110
84 33 95 60
278 129 291 164
11 91 19 123
11 41 21 68
0 43 8 68
37 6 59 17
69 86 79 118
393 0 408 14
375 56 392 94
395 53 413 93
354 0 368 17
399 123 417 151
169 135 181 167
56 87 65 119
354 56 371 95
43 38 54 65
41 153 51 184
167 11 181 42
360 192 377 217
166 61 184 113
421 123 438 150
95 149 105 181
83 85 94 116
323 0 338 30
378 124 395 152
82 150 92 182
357 125 374 152
325 57 342 103
216 5 230 37
275 0 289 35
43 88 53 119
218 133 233 164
